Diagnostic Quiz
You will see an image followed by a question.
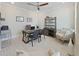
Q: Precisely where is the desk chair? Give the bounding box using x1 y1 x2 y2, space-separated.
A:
36 30 42 42
28 30 39 47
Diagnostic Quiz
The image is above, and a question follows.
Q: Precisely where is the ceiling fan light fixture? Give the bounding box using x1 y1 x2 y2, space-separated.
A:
27 2 48 11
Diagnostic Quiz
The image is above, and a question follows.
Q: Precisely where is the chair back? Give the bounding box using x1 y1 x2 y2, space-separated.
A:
25 25 31 30
36 29 42 35
31 30 39 39
42 28 48 35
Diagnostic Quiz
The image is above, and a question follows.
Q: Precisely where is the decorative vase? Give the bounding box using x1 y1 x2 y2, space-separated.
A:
68 38 74 56
68 38 73 47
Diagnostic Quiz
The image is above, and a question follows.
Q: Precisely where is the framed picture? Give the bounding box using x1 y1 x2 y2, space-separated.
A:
27 17 32 22
16 16 24 22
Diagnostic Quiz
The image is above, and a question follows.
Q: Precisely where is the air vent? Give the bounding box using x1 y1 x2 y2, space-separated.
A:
0 12 5 21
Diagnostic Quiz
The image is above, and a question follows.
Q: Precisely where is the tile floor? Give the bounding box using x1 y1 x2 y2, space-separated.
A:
0 35 74 56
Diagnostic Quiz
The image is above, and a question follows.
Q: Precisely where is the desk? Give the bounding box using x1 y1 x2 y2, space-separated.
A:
23 30 35 34
22 29 42 45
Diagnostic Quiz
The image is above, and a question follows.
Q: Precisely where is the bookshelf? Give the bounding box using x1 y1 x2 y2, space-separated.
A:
44 16 56 37
45 16 56 29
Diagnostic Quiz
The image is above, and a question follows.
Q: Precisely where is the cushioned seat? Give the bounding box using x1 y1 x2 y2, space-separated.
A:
56 28 74 41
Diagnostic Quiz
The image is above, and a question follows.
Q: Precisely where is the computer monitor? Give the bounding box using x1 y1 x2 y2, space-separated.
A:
1 25 9 31
31 26 35 30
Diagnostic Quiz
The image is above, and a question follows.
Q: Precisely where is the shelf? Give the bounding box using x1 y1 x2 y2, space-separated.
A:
45 22 55 23
45 16 56 31
45 25 55 26
44 16 56 37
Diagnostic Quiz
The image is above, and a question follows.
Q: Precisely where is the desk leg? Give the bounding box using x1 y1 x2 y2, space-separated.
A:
22 33 24 42
44 35 45 39
38 38 40 43
22 33 27 43
31 39 33 47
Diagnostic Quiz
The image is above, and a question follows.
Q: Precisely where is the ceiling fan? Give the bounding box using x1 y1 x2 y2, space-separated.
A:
27 2 48 11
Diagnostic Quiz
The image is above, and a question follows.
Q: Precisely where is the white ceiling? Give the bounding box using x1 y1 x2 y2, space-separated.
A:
0 2 75 13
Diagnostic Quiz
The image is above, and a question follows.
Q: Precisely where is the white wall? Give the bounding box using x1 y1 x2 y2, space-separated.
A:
0 3 46 38
0 3 75 39
76 3 79 33
46 3 75 30
36 11 46 29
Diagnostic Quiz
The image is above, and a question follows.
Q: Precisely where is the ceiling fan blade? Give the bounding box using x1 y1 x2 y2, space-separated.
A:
39 3 48 6
27 3 37 6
